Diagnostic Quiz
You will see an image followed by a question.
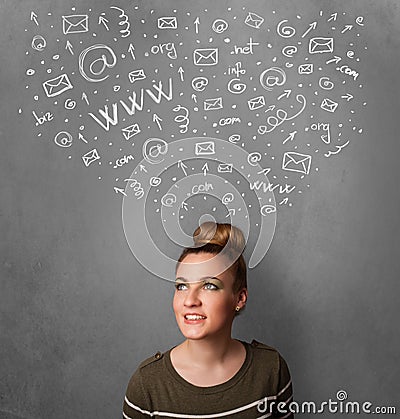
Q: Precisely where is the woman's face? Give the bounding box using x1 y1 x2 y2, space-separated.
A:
173 252 246 341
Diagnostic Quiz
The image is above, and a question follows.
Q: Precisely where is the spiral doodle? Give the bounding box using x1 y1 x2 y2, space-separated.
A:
277 19 296 38
31 35 46 52
54 131 73 148
227 78 247 95
110 6 131 38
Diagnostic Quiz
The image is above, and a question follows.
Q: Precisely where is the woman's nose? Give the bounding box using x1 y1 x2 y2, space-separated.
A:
183 288 201 306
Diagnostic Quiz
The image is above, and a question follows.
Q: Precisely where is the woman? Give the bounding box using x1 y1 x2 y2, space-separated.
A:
123 222 294 418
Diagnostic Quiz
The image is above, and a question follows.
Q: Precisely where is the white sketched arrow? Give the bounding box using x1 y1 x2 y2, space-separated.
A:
341 93 354 101
178 67 184 82
226 208 236 218
327 12 338 22
139 164 147 173
78 133 88 144
65 40 74 55
178 160 188 176
265 104 276 113
301 21 317 38
202 162 209 176
283 130 297 144
342 25 353 34
81 92 89 106
128 43 136 60
194 17 200 34
98 15 110 31
277 90 291 101
326 56 342 65
191 93 197 103
114 187 127 197
30 11 39 26
181 201 188 211
153 113 163 130
258 168 271 176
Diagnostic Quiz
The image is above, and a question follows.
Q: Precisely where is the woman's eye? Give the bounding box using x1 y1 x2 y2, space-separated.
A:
204 282 218 290
175 283 187 291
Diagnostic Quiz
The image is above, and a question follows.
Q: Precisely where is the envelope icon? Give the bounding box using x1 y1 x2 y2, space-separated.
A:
82 148 100 167
321 98 338 113
42 73 73 97
62 15 89 35
128 69 146 83
248 95 265 110
217 163 233 173
158 16 177 29
204 97 223 111
298 63 314 74
193 48 218 66
309 37 334 54
122 123 141 140
244 12 264 29
282 152 312 175
195 141 215 155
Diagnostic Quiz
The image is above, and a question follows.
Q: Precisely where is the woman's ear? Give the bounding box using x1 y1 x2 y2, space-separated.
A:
236 288 248 309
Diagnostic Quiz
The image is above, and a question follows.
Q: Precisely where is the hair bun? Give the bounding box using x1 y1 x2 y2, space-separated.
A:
193 222 245 253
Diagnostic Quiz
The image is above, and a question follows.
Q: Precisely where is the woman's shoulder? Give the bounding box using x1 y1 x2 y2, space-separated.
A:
247 339 290 369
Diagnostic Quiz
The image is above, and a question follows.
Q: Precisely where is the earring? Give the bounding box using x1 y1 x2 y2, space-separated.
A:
235 306 241 312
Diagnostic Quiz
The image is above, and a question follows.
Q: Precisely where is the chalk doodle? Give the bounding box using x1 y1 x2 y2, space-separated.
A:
82 148 101 167
227 78 247 95
258 94 307 134
158 16 178 29
244 12 264 29
320 98 338 113
122 123 141 141
212 19 229 34
128 69 146 83
319 76 335 90
247 96 265 111
298 63 314 75
173 105 190 134
110 6 131 37
31 35 46 51
54 131 73 148
277 20 296 38
42 74 73 97
282 152 312 175
62 14 89 35
78 44 117 83
204 97 223 111
21 4 367 276
191 76 209 92
309 37 334 54
142 138 168 165
193 48 218 66
232 37 259 55
64 99 77 110
259 67 287 91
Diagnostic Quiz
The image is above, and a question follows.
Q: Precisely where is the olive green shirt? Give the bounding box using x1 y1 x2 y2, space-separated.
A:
123 340 294 418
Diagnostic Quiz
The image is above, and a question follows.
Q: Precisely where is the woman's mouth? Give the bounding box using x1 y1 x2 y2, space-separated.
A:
184 314 207 321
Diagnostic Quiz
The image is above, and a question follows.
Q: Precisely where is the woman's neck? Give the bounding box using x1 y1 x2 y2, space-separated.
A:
182 336 241 368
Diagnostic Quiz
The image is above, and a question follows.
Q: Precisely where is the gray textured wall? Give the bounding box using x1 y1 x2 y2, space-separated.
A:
1 0 399 418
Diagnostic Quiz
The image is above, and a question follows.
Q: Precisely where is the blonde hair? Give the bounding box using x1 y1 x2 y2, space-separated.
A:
177 222 247 293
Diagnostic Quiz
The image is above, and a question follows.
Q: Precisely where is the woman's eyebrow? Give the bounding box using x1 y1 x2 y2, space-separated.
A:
175 276 221 283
